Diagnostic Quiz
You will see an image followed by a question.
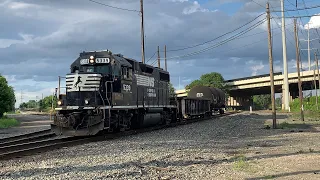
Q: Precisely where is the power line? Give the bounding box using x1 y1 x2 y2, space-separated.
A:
88 0 140 12
272 14 320 18
149 23 288 67
271 4 320 12
164 13 266 52
161 19 266 60
146 51 156 64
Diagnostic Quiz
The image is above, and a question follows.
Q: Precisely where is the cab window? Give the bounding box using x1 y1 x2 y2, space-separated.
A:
121 67 132 79
96 65 110 74
86 67 94 72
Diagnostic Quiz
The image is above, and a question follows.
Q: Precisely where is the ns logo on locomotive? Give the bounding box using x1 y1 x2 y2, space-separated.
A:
51 50 226 136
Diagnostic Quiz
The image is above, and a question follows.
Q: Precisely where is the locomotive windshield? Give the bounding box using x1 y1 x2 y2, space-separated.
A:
81 65 111 74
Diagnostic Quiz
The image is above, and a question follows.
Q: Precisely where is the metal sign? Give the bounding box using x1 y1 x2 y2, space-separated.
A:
80 58 110 65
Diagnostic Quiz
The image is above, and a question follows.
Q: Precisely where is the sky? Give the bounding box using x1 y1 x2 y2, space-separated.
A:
0 0 320 107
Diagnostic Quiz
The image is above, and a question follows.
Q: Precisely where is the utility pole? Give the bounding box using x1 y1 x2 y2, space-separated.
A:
308 23 311 71
20 90 23 109
313 52 318 110
157 46 160 68
58 76 61 97
280 0 290 111
316 53 320 108
294 18 304 121
164 45 167 71
267 3 277 129
140 0 145 64
300 23 319 71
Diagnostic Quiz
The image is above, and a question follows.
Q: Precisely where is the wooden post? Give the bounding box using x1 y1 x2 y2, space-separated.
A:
165 45 167 71
140 0 145 63
157 46 160 68
266 3 277 128
58 76 61 97
315 52 319 110
294 18 304 121
316 53 320 107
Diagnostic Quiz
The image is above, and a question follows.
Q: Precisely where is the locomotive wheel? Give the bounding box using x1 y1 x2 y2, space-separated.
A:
131 111 144 129
161 111 172 125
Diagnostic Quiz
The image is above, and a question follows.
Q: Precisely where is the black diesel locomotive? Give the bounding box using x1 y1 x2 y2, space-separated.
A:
51 50 226 136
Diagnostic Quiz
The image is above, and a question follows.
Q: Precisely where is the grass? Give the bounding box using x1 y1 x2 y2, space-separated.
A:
289 111 320 121
231 154 257 173
233 155 249 170
3 110 21 115
264 117 320 130
0 116 20 128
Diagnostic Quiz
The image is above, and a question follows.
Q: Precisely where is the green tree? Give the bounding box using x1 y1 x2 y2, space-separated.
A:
20 95 57 112
0 75 16 117
253 94 271 110
185 80 203 90
185 72 229 93
39 95 57 111
169 83 175 97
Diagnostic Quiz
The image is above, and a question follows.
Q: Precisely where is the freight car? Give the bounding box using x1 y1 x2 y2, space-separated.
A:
51 50 226 136
187 85 226 114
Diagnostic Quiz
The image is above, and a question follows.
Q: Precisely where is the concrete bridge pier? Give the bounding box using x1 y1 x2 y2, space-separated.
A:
227 96 252 110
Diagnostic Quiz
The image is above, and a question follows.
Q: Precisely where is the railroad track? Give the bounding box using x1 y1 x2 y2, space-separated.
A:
0 111 239 161
0 129 56 147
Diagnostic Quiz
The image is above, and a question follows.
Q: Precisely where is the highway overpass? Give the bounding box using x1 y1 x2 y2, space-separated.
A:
175 69 319 110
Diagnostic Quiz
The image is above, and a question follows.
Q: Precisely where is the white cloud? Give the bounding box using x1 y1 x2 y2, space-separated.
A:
246 60 265 76
8 1 39 9
304 14 320 29
182 1 216 14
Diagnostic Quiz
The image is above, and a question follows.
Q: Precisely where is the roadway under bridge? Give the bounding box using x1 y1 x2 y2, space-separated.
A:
175 69 319 110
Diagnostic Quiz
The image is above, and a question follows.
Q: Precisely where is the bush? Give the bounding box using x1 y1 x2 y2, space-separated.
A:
0 116 20 128
290 96 320 112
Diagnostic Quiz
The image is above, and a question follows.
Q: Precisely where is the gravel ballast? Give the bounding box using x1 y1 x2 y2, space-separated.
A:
1 112 320 180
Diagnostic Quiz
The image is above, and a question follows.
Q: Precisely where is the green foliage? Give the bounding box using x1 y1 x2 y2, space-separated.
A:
275 97 282 109
290 96 320 112
253 94 271 110
232 155 250 171
0 75 16 118
0 116 20 128
39 95 57 111
20 95 57 112
169 83 175 97
19 100 38 109
185 72 229 92
185 80 203 90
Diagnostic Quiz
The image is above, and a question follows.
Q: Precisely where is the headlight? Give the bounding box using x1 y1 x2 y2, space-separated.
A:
57 100 62 106
85 99 89 105
89 56 95 63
